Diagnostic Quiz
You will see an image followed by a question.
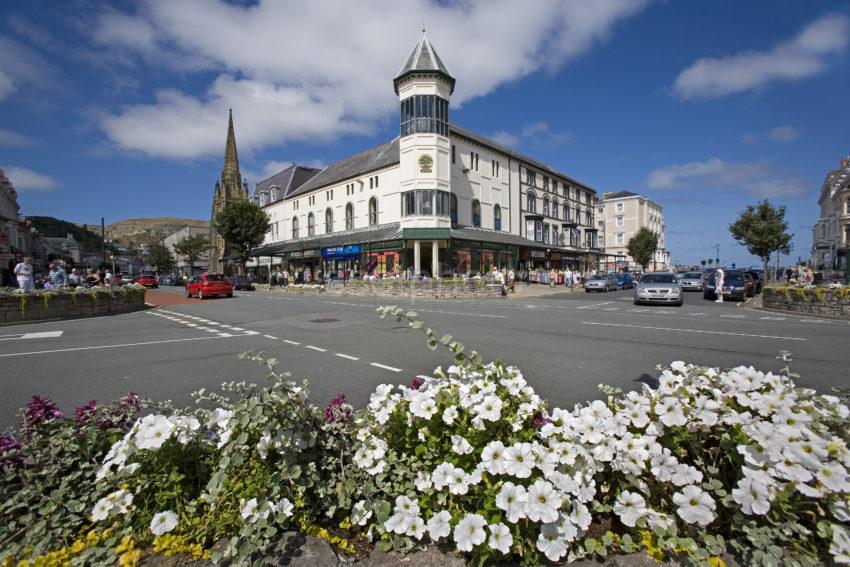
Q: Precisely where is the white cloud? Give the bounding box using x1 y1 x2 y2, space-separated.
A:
489 131 520 147
741 125 800 144
645 157 808 198
91 0 649 159
0 129 35 148
489 120 573 150
673 13 850 100
0 35 55 101
2 166 60 192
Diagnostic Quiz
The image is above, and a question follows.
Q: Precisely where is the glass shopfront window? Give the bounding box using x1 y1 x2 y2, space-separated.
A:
366 251 399 275
401 189 452 217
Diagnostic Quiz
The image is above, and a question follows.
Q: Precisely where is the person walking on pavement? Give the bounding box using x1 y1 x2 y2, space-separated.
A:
14 256 34 291
508 268 515 293
714 267 725 303
48 263 68 288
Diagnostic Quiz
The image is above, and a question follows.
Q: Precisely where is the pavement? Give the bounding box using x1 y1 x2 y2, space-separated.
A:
1 285 848 430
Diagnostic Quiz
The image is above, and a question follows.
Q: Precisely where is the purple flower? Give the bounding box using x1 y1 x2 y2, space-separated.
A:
324 393 353 424
410 377 425 390
74 400 98 426
23 396 64 429
0 433 23 470
531 411 551 429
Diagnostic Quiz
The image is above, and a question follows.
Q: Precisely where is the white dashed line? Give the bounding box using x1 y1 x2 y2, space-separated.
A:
305 345 327 352
243 330 260 335
720 314 747 319
264 334 278 340
230 327 245 331
582 321 806 341
578 302 613 310
283 339 301 345
218 333 233 337
370 362 402 372
335 353 359 361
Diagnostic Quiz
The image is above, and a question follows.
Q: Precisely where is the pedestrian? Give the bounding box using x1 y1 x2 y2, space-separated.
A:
48 263 68 288
507 268 515 293
104 270 114 286
714 266 725 303
282 268 289 287
14 256 35 291
68 268 83 288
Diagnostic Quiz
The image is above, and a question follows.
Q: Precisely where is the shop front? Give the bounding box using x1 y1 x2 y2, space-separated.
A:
450 241 518 275
322 244 362 280
364 239 405 276
287 249 322 281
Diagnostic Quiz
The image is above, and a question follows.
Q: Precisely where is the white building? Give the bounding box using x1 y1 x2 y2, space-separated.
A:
249 33 602 277
812 155 850 273
163 225 211 276
597 191 669 271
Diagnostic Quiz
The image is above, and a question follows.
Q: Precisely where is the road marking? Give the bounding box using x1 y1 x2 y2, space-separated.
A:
800 319 829 324
581 321 806 341
218 333 233 337
604 307 620 311
689 313 707 316
370 362 402 372
283 339 301 345
305 345 327 352
230 327 245 331
759 316 786 321
335 353 359 361
416 308 507 319
578 302 612 310
720 314 747 319
243 330 259 335
0 330 64 341
0 335 235 359
263 334 278 340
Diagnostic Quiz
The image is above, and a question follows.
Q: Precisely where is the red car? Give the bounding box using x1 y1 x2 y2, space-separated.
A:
136 273 158 288
185 273 233 299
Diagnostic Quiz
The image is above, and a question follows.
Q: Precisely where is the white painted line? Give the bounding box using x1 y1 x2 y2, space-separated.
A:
184 323 198 327
21 331 64 339
263 334 278 340
335 353 359 361
759 316 786 321
0 335 233 359
243 330 259 335
204 329 219 333
194 327 211 331
581 321 806 341
578 302 612 310
230 327 245 331
603 307 620 311
283 339 301 345
305 345 327 352
720 314 747 319
370 362 402 372
218 333 233 337
689 313 707 316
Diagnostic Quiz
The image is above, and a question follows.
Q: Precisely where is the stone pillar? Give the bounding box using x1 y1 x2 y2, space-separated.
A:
432 240 439 277
414 240 421 275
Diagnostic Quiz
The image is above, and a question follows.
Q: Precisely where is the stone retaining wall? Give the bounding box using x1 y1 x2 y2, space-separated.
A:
327 280 504 299
762 287 850 318
0 290 146 324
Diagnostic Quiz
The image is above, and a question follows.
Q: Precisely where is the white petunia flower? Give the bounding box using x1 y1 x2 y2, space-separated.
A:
408 516 427 540
385 513 414 535
818 462 850 492
613 490 648 527
536 522 568 562
731 477 771 515
504 443 534 478
453 513 487 552
488 523 513 554
427 510 452 541
496 481 529 523
240 498 259 522
451 435 473 455
481 440 507 475
526 479 561 523
394 495 420 517
91 498 112 522
275 498 294 519
672 485 716 526
149 511 178 536
442 405 459 425
352 500 372 526
831 524 850 564
474 395 503 422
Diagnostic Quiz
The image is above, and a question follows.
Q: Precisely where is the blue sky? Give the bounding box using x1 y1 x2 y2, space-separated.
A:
1 0 848 266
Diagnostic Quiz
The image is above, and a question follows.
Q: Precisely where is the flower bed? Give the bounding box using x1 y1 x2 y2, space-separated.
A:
1 308 848 566
256 283 326 293
762 285 850 318
0 284 147 324
328 278 503 299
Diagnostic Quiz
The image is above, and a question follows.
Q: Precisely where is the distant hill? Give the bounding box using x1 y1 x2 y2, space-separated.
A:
26 216 104 252
105 218 209 245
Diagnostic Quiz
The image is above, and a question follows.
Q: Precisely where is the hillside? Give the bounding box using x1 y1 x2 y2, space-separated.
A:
25 216 104 252
105 218 209 245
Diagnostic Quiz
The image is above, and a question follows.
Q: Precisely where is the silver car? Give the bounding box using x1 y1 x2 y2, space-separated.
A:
634 272 683 306
678 271 705 291
585 273 618 292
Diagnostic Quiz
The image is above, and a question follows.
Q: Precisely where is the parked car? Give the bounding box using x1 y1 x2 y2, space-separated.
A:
678 271 705 292
585 273 619 292
634 272 683 306
743 270 764 294
120 275 135 285
136 272 158 288
743 273 756 297
158 275 177 286
616 273 635 290
703 270 748 302
186 273 233 299
228 275 255 291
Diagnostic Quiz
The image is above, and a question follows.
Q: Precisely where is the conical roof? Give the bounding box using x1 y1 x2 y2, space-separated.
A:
394 31 455 94
222 108 240 183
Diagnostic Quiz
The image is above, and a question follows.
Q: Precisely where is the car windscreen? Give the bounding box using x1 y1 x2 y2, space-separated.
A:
685 272 702 278
640 274 676 284
589 275 606 280
205 274 226 281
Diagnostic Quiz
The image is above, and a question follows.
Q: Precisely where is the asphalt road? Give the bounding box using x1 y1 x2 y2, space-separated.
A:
2 286 848 429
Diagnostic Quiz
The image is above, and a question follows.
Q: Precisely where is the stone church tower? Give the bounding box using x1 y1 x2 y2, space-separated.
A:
209 109 249 273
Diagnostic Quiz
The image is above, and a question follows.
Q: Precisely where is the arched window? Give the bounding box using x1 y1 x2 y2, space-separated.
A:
552 198 559 219
345 203 354 230
543 195 550 216
585 209 592 226
563 184 569 198
307 212 315 236
563 203 570 222
369 197 378 226
846 198 850 214
259 192 268 207
575 205 581 225
292 216 299 239
270 187 279 202
450 193 458 224
494 204 502 231
325 208 333 233
526 191 536 213
472 199 481 227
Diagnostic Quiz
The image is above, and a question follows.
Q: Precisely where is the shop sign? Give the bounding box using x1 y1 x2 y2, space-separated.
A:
368 240 404 251
302 249 321 258
418 154 433 173
530 250 546 259
321 244 361 259
403 228 451 239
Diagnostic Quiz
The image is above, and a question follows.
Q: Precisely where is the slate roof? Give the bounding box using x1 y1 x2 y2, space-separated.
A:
394 32 455 94
252 164 321 205
251 223 403 256
286 138 400 199
600 191 639 201
451 226 545 248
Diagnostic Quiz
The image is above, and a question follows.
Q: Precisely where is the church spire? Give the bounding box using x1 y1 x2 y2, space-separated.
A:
222 108 240 186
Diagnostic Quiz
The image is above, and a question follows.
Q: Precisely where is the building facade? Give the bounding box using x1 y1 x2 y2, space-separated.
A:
41 234 83 264
163 225 211 276
597 191 669 271
0 169 49 285
209 110 249 274
249 33 602 279
812 156 850 273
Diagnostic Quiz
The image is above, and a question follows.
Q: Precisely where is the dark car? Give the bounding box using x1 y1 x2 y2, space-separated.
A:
227 275 255 291
159 275 177 286
704 270 749 301
743 270 764 294
616 273 635 290
186 273 233 299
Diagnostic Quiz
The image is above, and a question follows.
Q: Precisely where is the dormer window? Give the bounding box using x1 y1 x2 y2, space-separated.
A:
270 186 279 202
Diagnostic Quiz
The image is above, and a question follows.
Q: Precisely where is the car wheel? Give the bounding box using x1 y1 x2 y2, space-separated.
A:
633 300 640 305
185 288 192 298
198 290 204 300
227 292 233 298
585 289 591 293
675 300 683 307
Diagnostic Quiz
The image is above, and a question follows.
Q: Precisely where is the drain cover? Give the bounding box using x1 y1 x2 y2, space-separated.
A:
310 318 340 323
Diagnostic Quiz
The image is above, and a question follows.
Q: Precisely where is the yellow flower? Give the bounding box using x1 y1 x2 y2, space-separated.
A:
707 557 726 567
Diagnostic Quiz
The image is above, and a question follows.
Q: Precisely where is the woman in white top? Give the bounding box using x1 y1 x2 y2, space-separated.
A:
14 257 34 291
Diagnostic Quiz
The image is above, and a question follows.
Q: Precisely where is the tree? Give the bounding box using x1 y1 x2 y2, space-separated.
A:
214 200 271 274
708 259 713 267
626 227 658 272
700 259 707 267
145 243 176 274
729 200 793 284
173 234 210 276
